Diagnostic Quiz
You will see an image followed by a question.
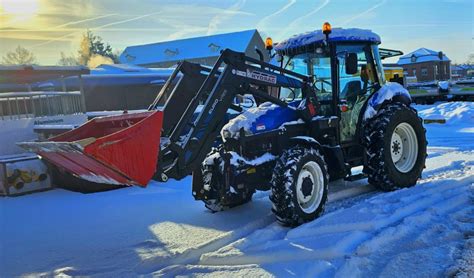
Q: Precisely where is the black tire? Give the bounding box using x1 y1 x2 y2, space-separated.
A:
201 148 254 212
270 146 329 227
364 103 427 191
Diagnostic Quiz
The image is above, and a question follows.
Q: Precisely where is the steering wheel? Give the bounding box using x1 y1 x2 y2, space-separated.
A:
346 83 378 102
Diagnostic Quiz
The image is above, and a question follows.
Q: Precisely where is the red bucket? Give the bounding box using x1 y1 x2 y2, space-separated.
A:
20 111 163 187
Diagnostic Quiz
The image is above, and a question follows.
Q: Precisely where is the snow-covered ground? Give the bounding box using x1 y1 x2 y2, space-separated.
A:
1 102 473 277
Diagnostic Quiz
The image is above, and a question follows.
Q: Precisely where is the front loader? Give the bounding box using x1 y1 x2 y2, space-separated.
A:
21 23 427 226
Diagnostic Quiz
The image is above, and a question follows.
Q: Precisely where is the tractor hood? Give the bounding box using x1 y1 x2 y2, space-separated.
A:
275 28 381 56
221 101 301 141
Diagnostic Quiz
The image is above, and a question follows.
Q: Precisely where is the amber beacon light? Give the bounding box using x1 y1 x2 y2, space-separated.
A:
322 22 332 35
265 37 273 51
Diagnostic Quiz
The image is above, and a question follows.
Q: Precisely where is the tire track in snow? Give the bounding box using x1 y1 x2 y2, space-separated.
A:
192 176 472 267
134 211 275 274
338 189 473 277
142 181 378 274
152 151 473 275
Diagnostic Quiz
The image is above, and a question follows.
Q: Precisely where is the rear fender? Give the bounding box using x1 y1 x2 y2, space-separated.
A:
363 82 412 121
381 94 412 109
368 94 412 121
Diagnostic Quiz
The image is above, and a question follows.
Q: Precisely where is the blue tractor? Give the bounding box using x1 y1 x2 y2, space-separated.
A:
148 23 427 226
27 24 427 227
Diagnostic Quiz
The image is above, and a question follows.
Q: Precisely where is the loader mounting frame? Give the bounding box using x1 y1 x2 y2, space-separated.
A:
154 49 318 181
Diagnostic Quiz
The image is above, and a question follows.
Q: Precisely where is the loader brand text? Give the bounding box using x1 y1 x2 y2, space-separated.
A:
208 89 227 115
232 69 277 84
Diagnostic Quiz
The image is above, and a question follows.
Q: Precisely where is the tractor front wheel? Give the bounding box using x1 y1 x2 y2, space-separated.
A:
270 146 329 227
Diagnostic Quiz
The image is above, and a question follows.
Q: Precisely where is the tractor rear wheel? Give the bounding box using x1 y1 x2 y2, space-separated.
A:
364 103 427 191
270 146 329 227
201 149 254 212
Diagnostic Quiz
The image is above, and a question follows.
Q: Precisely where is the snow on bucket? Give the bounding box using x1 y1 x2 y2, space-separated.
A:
19 111 163 188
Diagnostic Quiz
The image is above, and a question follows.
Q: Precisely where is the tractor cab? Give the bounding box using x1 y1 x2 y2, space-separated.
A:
273 24 386 142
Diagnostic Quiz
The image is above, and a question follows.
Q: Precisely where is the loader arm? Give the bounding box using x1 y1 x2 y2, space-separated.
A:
158 49 318 180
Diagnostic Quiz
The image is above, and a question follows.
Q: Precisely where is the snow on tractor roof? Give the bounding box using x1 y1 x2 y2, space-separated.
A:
275 28 381 54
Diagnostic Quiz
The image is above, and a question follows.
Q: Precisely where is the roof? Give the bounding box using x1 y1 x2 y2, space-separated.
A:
275 28 381 55
0 65 89 84
0 65 88 71
120 30 259 66
397 48 450 65
92 64 174 75
451 64 474 71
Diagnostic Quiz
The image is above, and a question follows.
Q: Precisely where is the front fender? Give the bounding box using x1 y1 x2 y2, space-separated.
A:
289 136 322 149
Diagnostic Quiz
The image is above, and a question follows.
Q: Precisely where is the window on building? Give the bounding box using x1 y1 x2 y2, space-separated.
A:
435 65 439 76
421 67 428 76
403 70 408 76
445 64 448 74
412 68 416 76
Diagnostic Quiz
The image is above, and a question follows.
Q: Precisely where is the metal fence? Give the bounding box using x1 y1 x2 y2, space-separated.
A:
0 91 85 120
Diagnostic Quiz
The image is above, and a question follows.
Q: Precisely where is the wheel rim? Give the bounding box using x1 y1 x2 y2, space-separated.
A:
296 161 324 214
390 122 418 173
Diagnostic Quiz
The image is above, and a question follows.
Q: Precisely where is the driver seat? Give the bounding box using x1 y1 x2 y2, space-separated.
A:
341 80 362 103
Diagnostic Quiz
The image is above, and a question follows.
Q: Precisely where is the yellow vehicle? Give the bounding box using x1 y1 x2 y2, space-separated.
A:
384 66 404 86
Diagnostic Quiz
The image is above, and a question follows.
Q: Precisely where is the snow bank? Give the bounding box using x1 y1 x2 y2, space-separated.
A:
416 102 474 125
438 80 450 90
414 102 474 151
363 82 411 120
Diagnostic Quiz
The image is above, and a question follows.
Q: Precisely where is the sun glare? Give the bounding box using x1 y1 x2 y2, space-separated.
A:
1 0 39 18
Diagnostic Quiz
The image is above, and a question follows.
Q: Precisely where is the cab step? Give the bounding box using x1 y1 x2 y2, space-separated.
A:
344 173 367 181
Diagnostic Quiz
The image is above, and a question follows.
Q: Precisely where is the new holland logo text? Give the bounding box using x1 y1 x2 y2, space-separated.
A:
232 69 277 84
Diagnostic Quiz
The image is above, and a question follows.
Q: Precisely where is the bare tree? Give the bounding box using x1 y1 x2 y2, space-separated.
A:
2 45 36 65
57 52 79 66
468 53 474 64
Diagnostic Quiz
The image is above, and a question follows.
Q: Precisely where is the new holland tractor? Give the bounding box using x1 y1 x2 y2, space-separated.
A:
22 23 427 226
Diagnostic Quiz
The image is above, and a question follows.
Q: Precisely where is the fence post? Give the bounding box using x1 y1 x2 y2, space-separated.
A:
79 75 87 113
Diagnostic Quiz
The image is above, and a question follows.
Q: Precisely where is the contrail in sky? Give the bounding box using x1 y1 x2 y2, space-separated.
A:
54 14 117 29
256 0 297 30
32 11 162 48
342 0 387 25
207 0 246 35
279 0 330 38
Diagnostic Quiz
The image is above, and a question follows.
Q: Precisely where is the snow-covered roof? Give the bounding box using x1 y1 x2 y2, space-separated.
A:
119 30 259 66
451 64 474 71
92 64 174 75
397 48 450 65
275 28 381 55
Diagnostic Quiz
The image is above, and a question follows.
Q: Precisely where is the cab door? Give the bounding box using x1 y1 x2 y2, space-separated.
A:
336 44 379 143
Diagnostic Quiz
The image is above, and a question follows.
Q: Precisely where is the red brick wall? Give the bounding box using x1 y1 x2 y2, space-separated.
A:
401 61 450 82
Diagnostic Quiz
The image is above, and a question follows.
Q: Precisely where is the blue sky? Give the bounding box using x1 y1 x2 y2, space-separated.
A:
0 0 472 64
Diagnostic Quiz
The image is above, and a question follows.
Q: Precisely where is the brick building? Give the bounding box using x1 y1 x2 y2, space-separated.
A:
451 64 474 80
397 48 451 82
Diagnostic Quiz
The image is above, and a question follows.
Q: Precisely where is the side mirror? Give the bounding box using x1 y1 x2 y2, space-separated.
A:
345 53 358 75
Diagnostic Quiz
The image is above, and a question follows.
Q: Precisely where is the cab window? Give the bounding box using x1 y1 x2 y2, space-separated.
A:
337 44 378 142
